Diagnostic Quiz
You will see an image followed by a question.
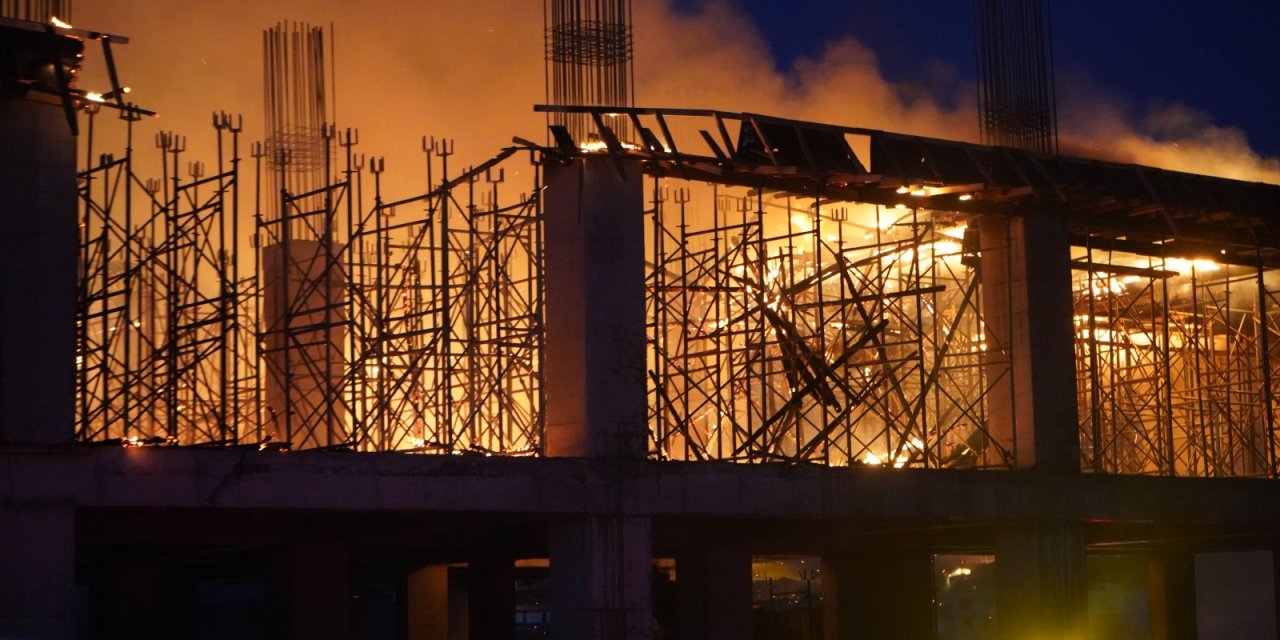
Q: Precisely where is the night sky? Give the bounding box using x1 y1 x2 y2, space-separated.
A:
729 0 1280 157
71 0 1278 185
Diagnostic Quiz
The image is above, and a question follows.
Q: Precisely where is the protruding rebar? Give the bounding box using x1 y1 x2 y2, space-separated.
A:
544 0 635 142
975 0 1058 153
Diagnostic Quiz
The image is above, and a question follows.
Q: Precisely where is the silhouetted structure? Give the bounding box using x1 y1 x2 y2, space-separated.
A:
6 6 1280 640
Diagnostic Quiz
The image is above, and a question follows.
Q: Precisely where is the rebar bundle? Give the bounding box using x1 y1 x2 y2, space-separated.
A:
0 0 70 22
975 0 1058 154
544 0 634 142
263 22 331 225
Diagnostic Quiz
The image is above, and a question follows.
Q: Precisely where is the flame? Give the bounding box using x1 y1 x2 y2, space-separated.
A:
1164 257 1221 275
84 92 106 103
50 16 72 29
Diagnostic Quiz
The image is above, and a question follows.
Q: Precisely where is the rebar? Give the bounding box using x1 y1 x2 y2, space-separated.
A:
975 0 1058 153
544 0 635 142
0 0 70 22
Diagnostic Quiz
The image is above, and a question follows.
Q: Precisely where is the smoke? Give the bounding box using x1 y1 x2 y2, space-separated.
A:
1057 72 1280 184
73 0 1278 192
633 0 978 142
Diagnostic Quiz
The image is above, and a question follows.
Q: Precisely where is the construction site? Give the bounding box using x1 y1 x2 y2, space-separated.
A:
4 0 1280 638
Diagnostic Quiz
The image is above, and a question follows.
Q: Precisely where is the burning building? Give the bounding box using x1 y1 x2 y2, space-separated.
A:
3 1 1280 639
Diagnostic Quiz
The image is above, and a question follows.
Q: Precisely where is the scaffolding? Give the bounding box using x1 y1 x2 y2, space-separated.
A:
1073 247 1279 476
646 187 1009 467
76 101 546 453
77 110 254 445
76 94 1280 478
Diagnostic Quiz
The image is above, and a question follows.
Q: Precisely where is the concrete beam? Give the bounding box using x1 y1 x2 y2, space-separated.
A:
21 448 1280 526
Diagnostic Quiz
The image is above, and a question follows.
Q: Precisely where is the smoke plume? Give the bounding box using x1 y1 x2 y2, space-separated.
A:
74 0 1278 190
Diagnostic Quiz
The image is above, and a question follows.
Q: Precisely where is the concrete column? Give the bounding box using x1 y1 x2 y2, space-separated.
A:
979 207 1079 471
995 520 1087 640
1148 553 1196 640
822 550 935 640
269 540 351 640
673 546 753 640
407 565 450 640
0 97 77 443
550 516 652 639
262 239 347 449
542 157 648 458
469 555 516 640
0 505 75 638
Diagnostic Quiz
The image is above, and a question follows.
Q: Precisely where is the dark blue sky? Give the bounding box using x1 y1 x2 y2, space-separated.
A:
728 0 1280 157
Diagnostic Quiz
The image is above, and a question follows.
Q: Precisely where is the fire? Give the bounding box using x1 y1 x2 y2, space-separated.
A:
50 16 72 29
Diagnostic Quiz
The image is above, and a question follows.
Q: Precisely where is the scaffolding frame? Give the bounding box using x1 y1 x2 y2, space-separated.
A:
77 99 1280 479
645 183 1012 467
77 109 254 445
1074 246 1279 476
77 101 546 453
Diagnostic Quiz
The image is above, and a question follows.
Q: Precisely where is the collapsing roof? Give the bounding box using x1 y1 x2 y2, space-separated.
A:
536 104 1280 266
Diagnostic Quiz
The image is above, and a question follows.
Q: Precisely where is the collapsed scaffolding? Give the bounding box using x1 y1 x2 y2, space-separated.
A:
645 186 1006 467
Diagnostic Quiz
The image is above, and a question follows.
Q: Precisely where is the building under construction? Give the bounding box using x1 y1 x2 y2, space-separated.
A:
5 1 1280 638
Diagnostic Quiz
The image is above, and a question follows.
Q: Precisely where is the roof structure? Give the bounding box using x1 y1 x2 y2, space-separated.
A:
537 104 1280 265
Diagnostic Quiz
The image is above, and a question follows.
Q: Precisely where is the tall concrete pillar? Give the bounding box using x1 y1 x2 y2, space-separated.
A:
407 565 450 640
0 95 77 443
262 238 347 450
541 157 648 458
822 550 935 640
995 520 1087 640
1148 553 1196 640
469 554 516 640
979 205 1079 471
269 539 351 640
549 516 652 640
0 505 75 638
673 546 753 640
